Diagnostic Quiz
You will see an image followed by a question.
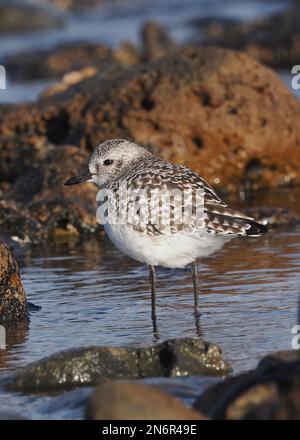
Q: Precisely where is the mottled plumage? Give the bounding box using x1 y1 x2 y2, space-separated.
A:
103 154 266 238
65 139 267 321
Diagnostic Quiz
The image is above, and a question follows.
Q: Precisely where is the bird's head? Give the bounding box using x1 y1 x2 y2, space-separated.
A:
64 139 151 188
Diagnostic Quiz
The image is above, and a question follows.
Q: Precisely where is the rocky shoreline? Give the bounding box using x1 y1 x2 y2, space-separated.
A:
1 45 300 243
1 2 300 243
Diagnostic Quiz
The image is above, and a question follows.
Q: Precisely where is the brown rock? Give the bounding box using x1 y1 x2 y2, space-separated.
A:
194 350 300 420
0 241 28 324
87 381 206 420
4 43 113 81
113 42 141 67
141 21 176 61
1 47 300 195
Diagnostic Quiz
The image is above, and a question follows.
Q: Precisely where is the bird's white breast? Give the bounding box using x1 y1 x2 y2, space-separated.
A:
104 222 233 268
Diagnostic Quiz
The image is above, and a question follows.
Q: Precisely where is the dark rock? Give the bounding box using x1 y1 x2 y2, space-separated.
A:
194 350 300 420
4 337 230 392
0 241 28 324
0 3 64 35
3 42 113 81
87 381 206 420
194 3 300 69
0 145 99 242
141 21 176 61
139 337 230 378
1 47 300 196
4 346 140 392
0 200 46 244
2 21 174 83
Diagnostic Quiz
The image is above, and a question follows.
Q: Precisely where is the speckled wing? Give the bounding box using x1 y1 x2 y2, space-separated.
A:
204 202 268 236
111 157 267 237
113 158 212 236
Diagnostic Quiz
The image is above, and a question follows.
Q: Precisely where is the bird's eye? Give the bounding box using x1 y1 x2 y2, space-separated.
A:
103 159 114 166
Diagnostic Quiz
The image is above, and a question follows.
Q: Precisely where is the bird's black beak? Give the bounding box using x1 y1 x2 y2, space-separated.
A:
64 169 93 186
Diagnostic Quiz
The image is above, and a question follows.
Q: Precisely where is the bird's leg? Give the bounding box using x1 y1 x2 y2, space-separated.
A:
149 265 159 339
191 261 200 317
149 265 157 320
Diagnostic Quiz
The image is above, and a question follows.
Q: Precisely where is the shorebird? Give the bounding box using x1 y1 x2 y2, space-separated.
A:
65 139 267 322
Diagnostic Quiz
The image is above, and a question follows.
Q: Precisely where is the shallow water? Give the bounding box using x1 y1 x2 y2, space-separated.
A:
0 188 299 418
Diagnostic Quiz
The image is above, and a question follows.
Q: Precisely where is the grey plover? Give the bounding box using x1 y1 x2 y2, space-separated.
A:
65 139 267 320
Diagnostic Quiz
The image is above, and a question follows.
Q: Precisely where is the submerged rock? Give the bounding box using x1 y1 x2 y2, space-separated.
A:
194 350 300 420
4 337 230 392
1 47 300 196
87 381 206 420
0 241 28 324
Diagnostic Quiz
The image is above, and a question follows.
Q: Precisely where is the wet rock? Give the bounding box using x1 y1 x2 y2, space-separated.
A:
4 346 140 392
245 207 300 228
0 146 99 242
139 337 230 378
0 241 28 324
87 381 206 420
194 3 300 69
4 337 230 392
4 43 113 81
194 350 300 420
141 21 176 61
0 200 46 244
0 3 64 35
1 47 300 194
